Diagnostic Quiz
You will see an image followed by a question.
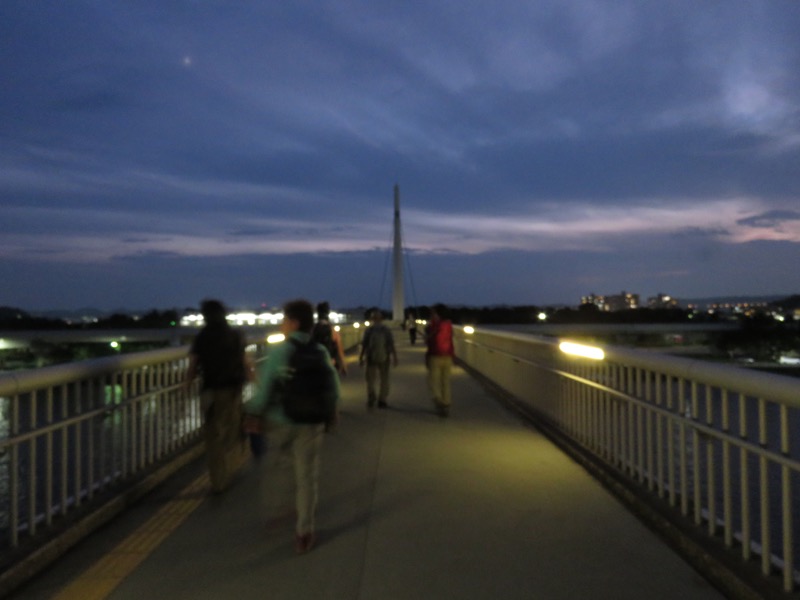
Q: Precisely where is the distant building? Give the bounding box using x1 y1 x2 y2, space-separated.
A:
580 293 608 311
580 291 639 312
647 293 679 309
707 301 769 317
605 291 639 312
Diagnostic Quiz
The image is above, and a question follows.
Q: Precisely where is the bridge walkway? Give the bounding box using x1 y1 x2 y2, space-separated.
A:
10 334 724 600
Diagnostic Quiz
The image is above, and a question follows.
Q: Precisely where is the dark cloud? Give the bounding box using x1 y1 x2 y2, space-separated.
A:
737 210 800 228
1 1 799 309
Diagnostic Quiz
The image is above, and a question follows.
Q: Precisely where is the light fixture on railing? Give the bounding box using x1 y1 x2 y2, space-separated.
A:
463 326 475 334
267 333 285 344
559 341 604 360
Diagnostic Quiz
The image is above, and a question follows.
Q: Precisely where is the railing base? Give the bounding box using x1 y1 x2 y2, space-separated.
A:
0 442 205 599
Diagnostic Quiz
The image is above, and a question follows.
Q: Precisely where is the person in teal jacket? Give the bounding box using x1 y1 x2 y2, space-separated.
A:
245 298 340 554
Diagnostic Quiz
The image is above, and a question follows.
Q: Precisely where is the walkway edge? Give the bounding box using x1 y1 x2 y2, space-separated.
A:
0 443 205 599
458 359 790 600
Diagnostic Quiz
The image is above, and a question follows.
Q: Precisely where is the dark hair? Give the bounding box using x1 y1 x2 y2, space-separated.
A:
284 299 315 333
200 299 227 325
316 301 330 320
432 303 448 319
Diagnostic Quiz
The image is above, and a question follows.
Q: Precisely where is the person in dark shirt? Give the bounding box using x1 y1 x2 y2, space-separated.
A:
312 301 347 376
185 299 250 493
358 308 398 408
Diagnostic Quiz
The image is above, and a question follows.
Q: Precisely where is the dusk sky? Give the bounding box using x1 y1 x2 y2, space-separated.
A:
2 2 799 312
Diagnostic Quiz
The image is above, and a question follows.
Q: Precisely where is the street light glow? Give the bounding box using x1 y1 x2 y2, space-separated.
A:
559 341 605 360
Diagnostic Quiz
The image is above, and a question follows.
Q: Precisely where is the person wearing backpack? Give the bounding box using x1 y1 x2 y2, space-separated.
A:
312 301 347 376
426 303 454 418
244 299 340 554
358 308 398 408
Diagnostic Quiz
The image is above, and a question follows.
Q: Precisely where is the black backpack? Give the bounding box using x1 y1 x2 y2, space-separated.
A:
276 338 336 424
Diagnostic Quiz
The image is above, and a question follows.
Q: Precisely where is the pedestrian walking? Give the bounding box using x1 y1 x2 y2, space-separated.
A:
245 299 340 554
185 299 250 493
426 303 454 418
359 308 398 408
405 311 418 345
312 301 348 376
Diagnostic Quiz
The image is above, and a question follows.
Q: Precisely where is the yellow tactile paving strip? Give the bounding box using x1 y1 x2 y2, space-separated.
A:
49 473 209 600
50 450 249 600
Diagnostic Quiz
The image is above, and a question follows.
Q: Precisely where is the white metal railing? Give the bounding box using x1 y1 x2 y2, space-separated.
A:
454 327 800 593
0 343 262 555
0 322 365 558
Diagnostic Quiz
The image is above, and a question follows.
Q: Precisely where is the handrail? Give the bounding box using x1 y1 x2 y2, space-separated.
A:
467 328 800 407
0 346 189 397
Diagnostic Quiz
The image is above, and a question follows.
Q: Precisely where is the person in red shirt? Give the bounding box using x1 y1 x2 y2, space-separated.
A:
425 303 454 417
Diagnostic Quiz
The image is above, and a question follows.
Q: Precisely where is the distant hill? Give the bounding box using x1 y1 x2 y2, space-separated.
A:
680 294 790 307
11 293 799 321
30 308 111 320
29 307 194 320
770 295 800 310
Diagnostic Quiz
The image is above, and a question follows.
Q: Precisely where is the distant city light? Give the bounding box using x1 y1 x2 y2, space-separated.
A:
180 311 285 327
110 341 120 349
181 314 203 326
463 326 475 334
229 312 257 326
559 341 605 360
353 323 361 329
538 312 547 321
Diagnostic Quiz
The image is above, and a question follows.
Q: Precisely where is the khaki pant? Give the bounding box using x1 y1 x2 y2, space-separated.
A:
202 387 244 493
365 360 391 404
263 423 325 535
427 355 453 407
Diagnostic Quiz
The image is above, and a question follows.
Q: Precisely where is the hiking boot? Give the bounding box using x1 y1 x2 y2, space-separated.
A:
295 532 316 554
